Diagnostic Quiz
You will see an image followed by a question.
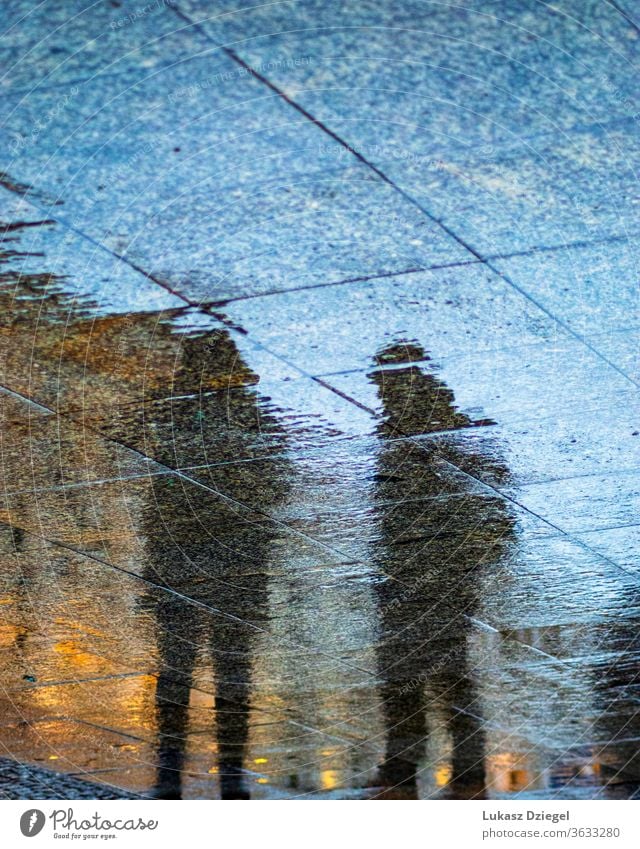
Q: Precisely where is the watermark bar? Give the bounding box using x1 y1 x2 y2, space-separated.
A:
1 800 637 847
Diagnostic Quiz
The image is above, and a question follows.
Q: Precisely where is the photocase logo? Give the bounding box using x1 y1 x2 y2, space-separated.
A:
20 809 45 837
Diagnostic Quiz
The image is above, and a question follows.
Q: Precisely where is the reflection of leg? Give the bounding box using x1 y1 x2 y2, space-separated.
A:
212 624 253 800
447 690 486 799
154 612 199 800
378 679 427 797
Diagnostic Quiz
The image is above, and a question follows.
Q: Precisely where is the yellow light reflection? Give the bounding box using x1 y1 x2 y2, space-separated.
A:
434 763 452 787
0 623 26 647
320 770 340 790
53 640 101 670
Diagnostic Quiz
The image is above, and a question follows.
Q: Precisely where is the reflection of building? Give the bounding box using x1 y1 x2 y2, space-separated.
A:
1 219 256 414
471 549 639 797
0 296 256 417
368 341 516 799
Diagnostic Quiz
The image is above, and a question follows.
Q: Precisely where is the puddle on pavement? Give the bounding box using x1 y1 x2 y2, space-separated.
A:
0 216 638 799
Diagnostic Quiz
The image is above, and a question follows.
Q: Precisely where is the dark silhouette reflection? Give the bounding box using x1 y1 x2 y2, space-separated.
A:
139 329 291 799
588 597 640 799
368 341 516 799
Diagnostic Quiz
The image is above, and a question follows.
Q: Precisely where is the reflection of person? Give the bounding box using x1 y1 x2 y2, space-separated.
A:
368 341 516 799
139 329 291 799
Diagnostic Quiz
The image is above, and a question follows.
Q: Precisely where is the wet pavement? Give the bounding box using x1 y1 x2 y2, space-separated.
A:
0 0 638 800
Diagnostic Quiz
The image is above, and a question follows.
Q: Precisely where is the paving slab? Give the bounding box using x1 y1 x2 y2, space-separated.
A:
0 717 152 775
0 0 211 93
223 263 566 369
511 472 640 535
576 525 640 573
0 396 158 493
492 237 640 337
390 118 640 255
0 52 470 300
584 327 640 383
175 0 640 147
0 193 186 313
1 197 289 419
613 1 640 29
325 344 635 430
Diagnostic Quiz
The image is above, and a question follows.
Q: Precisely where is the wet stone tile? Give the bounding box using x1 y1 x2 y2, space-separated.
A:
0 52 347 196
0 515 43 556
596 741 640 783
1 675 287 745
0 469 354 574
493 236 640 337
0 544 160 674
613 0 640 28
576 525 640 573
511 472 640 535
0 196 186 313
355 681 567 798
226 263 561 374
75 765 184 798
493 619 640 665
87 367 376 472
80 721 380 799
0 527 338 659
0 637 127 688
420 406 640 487
0 718 149 774
0 546 171 662
585 328 640 384
477 637 640 728
479 732 640 800
470 661 602 751
0 0 211 93
0 65 468 300
0 486 580 800
0 496 636 795
75 706 381 799
2 674 156 728
225 61 633 174
97 165 471 302
0 511 367 677
179 0 640 143
0 535 379 774
475 534 640 630
280 485 515 565
0 408 157 494
117 167 469 301
394 118 640 255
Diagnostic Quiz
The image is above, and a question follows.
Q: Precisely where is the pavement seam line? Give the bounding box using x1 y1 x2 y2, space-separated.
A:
173 40 640 389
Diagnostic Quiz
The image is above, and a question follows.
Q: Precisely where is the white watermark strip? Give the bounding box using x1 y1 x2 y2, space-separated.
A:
0 799 638 847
